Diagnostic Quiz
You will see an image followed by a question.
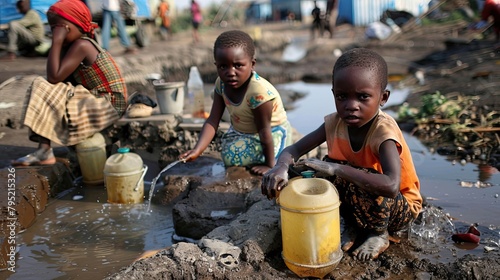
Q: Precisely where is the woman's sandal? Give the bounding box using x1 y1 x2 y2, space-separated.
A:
11 148 56 166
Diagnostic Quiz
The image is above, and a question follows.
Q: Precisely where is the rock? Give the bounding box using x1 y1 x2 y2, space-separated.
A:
198 238 241 269
172 176 261 239
155 175 201 205
0 75 37 128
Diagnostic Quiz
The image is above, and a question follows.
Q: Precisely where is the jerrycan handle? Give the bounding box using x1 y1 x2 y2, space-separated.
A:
133 164 148 191
276 170 316 204
173 88 179 101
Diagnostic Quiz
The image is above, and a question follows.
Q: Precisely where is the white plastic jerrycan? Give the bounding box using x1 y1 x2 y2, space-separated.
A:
75 132 106 186
103 147 148 204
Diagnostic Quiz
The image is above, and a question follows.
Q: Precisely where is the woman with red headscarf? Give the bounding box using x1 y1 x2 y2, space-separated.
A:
12 0 128 166
480 0 500 41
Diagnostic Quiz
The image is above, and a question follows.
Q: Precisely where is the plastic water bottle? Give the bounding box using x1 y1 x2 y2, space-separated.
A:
187 66 205 119
385 18 401 34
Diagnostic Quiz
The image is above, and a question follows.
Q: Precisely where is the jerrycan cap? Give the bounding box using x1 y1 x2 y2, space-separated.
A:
301 170 315 178
118 147 130 153
104 147 143 174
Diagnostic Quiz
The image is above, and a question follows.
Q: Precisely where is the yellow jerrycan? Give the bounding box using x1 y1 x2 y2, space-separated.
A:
278 175 343 278
103 147 148 204
75 132 106 186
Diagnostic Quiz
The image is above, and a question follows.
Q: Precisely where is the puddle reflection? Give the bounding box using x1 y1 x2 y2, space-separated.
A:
6 187 174 279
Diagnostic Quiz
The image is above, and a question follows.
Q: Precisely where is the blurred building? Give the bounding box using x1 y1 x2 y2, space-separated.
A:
243 0 431 25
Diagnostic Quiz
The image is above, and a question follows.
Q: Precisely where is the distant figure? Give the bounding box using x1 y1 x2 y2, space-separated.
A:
157 0 170 40
326 0 338 37
311 1 323 39
101 0 137 54
479 0 500 41
12 0 127 166
286 10 296 23
179 30 293 175
1 0 44 61
190 0 202 43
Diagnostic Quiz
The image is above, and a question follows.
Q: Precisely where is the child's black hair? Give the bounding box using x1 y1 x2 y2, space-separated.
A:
333 48 388 91
16 0 24 10
213 30 255 59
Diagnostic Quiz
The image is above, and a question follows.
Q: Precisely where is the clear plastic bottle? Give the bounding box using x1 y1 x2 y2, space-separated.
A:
187 66 205 119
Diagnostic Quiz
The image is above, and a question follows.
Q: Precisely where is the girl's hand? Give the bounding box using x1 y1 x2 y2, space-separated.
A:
251 165 271 176
295 158 337 177
261 163 289 199
51 24 69 43
179 150 200 162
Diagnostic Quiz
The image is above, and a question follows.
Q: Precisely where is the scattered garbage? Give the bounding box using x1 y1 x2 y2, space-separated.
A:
452 224 481 244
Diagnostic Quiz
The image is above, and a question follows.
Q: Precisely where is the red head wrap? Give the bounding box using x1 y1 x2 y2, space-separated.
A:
48 0 98 38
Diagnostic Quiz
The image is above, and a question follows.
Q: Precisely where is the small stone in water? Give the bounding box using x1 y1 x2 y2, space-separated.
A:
73 195 84 200
484 246 497 252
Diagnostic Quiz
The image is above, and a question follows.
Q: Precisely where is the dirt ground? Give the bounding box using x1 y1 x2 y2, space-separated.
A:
1 9 500 279
108 21 500 279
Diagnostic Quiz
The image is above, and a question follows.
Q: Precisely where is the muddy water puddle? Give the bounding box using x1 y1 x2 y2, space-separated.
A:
2 82 500 279
4 187 174 279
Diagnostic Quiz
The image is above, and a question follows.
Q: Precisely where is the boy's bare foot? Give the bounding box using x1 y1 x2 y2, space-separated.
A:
352 230 390 261
341 225 358 251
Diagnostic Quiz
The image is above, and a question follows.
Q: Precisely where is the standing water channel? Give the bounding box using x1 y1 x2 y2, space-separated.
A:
3 82 499 279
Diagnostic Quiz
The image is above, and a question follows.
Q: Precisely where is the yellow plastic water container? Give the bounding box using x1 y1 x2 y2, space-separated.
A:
103 147 148 204
75 132 106 186
278 177 343 278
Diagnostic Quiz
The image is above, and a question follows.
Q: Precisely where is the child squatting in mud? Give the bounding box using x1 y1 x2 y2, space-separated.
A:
261 48 423 261
180 30 292 175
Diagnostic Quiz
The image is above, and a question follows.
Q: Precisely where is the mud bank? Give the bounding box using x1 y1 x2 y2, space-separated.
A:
104 23 500 279
105 173 500 280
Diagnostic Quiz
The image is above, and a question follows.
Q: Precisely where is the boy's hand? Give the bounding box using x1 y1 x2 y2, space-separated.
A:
295 158 337 177
261 163 289 199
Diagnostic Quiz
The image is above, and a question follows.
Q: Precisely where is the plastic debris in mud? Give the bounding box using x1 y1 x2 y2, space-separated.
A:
452 224 481 244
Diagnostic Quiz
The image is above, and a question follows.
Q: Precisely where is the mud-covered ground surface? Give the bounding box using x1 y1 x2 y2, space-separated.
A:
104 25 500 280
1 5 500 279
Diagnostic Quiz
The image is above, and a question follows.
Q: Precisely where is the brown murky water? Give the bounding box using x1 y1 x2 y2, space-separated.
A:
2 83 499 279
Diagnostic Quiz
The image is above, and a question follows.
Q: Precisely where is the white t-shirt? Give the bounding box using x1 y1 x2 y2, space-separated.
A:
103 0 120 12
